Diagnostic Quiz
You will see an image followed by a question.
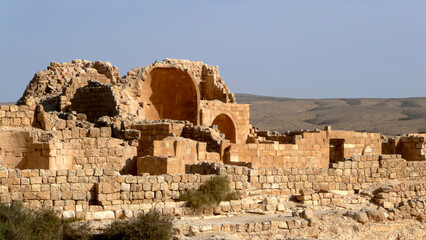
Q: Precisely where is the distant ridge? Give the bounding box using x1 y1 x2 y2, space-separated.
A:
234 93 294 103
235 93 426 136
0 102 16 106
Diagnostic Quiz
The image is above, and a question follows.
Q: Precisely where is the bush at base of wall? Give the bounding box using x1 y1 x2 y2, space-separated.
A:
0 202 176 240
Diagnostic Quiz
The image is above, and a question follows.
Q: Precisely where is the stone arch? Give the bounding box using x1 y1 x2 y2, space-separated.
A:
141 66 200 125
212 113 237 143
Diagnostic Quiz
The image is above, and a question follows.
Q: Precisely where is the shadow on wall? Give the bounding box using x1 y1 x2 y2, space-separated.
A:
142 68 199 125
0 132 52 170
120 157 138 175
212 114 236 143
329 138 344 164
71 84 118 123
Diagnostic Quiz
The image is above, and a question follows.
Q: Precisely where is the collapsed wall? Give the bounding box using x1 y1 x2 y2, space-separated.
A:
17 59 249 139
18 60 120 111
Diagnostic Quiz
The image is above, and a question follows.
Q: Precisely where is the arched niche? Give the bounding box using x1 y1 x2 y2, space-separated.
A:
212 114 236 143
141 67 200 125
70 85 118 123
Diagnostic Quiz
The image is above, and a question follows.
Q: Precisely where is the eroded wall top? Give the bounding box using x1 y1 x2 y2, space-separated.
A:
18 59 237 124
19 60 120 108
122 59 236 103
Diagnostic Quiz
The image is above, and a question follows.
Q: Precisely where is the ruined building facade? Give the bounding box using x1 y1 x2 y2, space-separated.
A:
2 59 424 174
4 59 251 173
0 59 424 228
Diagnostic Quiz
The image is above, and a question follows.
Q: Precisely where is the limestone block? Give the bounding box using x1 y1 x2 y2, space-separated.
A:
100 127 112 137
0 186 8 194
145 191 154 199
86 211 115 221
9 105 18 112
276 204 286 211
56 119 66 130
21 178 30 185
62 210 76 219
72 192 86 200
0 170 8 178
22 117 31 126
107 139 122 148
88 128 100 138
23 192 36 200
37 191 50 200
124 129 141 140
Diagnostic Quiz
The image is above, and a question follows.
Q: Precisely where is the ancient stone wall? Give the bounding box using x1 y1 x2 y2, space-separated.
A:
117 59 239 125
0 153 424 221
131 122 225 154
0 131 35 168
1 110 138 172
70 83 118 123
137 156 181 175
54 133 137 173
0 128 62 170
200 100 250 144
1 58 426 239
253 130 292 144
19 60 120 111
140 66 200 124
326 131 382 158
138 137 222 175
19 58 241 125
383 135 426 161
13 59 254 157
398 136 425 161
373 182 426 209
182 124 228 152
160 59 235 103
0 104 35 128
131 122 185 157
226 130 382 169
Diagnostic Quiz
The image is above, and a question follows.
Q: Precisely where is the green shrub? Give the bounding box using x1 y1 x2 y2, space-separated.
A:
31 208 64 240
0 201 92 240
0 202 177 240
0 201 34 240
62 219 93 240
101 209 175 240
178 175 240 212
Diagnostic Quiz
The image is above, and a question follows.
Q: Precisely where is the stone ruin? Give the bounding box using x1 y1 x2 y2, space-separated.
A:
0 59 425 238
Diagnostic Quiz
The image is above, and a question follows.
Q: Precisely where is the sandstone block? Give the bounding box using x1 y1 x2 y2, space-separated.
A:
87 211 115 221
62 210 76 219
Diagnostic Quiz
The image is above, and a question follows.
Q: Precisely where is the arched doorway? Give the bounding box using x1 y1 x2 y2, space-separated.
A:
212 114 236 143
141 67 199 125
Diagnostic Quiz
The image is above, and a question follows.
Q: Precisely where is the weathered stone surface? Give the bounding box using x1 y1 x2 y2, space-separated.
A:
345 211 369 224
301 208 314 220
366 208 388 222
0 58 424 240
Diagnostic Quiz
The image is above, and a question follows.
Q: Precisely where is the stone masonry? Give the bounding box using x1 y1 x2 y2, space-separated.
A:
0 59 424 238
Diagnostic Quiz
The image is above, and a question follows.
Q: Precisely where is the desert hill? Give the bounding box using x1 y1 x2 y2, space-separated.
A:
235 93 426 136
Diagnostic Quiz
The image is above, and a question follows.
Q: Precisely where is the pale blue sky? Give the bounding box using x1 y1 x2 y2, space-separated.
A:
1 0 425 102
